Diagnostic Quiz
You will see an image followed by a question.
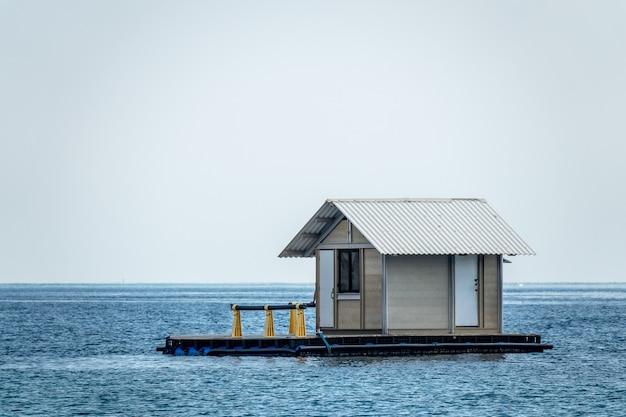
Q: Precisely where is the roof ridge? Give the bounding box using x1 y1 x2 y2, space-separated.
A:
328 198 486 203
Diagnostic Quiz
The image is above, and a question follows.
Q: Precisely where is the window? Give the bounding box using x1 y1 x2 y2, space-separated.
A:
338 249 360 293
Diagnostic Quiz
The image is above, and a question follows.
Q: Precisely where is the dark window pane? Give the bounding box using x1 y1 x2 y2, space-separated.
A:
350 251 360 292
339 251 350 292
338 250 360 293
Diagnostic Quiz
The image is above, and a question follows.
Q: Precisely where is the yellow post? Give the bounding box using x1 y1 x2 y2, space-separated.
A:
231 304 242 338
288 302 297 334
295 304 307 337
264 305 275 337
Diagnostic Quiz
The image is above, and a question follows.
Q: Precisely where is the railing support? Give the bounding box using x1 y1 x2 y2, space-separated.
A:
288 301 297 334
264 305 275 337
295 304 306 337
231 304 242 338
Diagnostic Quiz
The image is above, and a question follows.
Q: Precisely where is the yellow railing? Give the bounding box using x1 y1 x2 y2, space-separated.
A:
230 302 313 338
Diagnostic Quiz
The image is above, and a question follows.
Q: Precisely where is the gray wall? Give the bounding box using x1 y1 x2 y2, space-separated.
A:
386 255 449 331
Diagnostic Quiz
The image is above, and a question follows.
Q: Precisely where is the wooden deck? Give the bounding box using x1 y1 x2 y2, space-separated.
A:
159 333 552 356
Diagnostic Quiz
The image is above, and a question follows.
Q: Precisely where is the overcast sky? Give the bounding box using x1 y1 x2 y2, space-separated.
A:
1 1 625 284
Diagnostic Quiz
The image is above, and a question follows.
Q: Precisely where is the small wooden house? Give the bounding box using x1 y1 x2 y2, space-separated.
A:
280 198 535 335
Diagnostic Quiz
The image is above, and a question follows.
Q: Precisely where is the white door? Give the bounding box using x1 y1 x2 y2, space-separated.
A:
319 250 334 328
455 255 479 326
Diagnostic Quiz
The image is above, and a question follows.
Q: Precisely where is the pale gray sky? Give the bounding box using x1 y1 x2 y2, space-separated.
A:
1 1 625 283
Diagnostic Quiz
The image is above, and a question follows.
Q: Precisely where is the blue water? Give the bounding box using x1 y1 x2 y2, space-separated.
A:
1 283 625 416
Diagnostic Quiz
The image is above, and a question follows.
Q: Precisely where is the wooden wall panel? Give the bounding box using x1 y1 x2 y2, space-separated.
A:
482 255 499 329
322 220 348 244
387 256 449 330
352 225 369 243
363 249 382 329
337 300 361 330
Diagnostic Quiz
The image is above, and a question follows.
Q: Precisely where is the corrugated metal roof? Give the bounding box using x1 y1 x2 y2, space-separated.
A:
279 198 535 257
279 201 343 257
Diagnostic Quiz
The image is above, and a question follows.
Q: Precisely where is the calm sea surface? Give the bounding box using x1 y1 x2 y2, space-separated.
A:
1 283 625 416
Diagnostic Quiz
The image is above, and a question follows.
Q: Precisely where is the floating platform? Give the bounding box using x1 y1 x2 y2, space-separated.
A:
158 333 552 356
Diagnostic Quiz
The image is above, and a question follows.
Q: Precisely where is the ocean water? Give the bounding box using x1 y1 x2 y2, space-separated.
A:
1 283 625 416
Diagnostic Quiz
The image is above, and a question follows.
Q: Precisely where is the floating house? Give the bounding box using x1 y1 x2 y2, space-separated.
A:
160 198 551 356
280 198 535 336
